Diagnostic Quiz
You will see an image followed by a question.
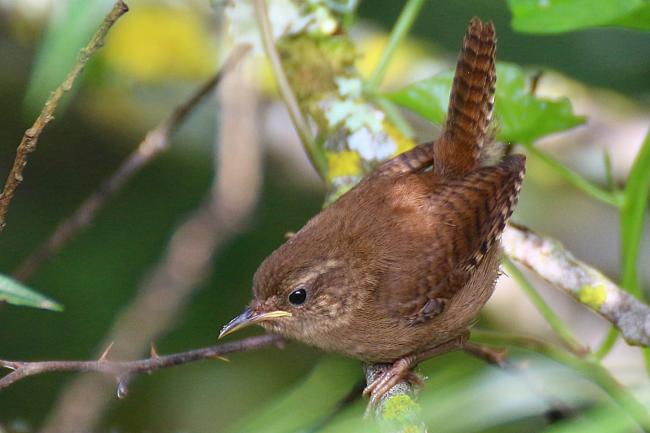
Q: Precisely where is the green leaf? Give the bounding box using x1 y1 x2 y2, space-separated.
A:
610 3 650 31
0 273 63 311
226 357 363 433
386 63 586 144
543 404 637 433
620 128 650 296
25 0 114 114
507 0 649 33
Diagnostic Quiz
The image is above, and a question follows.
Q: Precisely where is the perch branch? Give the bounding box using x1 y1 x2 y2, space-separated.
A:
0 0 129 232
364 364 427 432
0 334 283 394
504 223 650 348
14 44 251 281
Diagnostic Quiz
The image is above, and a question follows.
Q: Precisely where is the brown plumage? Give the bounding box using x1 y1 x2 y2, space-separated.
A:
220 18 525 406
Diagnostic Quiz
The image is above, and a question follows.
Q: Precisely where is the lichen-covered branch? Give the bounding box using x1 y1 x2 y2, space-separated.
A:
504 223 650 347
365 364 427 433
228 0 417 201
0 0 129 232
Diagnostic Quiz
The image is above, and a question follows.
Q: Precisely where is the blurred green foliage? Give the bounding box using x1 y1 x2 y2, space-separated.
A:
386 63 586 144
507 0 650 33
359 0 650 95
24 0 114 113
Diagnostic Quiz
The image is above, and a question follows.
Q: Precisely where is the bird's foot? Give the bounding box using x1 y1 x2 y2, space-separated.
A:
363 334 469 414
363 356 421 412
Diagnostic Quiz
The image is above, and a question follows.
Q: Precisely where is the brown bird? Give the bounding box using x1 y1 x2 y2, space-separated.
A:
220 18 525 405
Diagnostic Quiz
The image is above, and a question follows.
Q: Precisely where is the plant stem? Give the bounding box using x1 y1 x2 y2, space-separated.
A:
619 128 650 374
365 0 427 92
602 149 617 192
502 257 586 356
595 327 619 360
472 330 650 433
619 128 650 299
523 144 623 208
253 0 328 179
373 95 415 138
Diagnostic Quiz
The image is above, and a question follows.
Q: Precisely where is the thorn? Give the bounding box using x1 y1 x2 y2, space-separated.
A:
0 361 21 371
116 375 131 399
211 355 229 362
116 381 128 399
150 343 160 359
529 70 544 95
99 342 115 361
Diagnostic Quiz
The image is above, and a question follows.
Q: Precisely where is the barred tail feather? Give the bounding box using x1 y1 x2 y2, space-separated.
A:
434 18 496 176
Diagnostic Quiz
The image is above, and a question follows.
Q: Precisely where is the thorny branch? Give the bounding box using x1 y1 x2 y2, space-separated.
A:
504 223 650 348
14 44 251 281
0 335 283 394
0 0 129 232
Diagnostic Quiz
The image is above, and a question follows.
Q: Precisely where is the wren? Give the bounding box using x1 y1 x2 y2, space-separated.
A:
220 18 525 405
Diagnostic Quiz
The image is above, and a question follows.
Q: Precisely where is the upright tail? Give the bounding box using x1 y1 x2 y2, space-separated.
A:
434 18 496 176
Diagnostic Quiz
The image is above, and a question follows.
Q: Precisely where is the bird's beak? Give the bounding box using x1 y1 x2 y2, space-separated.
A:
218 307 292 339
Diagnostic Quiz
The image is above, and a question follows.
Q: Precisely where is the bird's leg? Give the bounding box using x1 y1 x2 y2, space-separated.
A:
463 342 508 367
363 333 468 409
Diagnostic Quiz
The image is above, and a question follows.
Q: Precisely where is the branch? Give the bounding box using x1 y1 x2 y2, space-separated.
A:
364 364 427 432
0 0 129 232
14 44 251 281
504 223 650 348
0 335 283 395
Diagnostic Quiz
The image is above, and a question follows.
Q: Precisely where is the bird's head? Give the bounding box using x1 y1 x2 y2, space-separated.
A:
219 233 362 342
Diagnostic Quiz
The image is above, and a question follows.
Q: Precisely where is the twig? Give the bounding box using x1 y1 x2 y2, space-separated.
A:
0 0 129 232
0 334 283 394
13 45 251 281
253 0 328 179
504 223 650 348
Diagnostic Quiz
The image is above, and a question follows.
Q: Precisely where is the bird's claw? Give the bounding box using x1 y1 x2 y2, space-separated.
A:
363 357 422 415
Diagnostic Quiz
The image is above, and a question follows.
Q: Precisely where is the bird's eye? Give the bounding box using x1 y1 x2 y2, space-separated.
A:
288 288 307 305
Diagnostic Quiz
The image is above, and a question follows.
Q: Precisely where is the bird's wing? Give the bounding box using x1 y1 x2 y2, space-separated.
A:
380 154 524 324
